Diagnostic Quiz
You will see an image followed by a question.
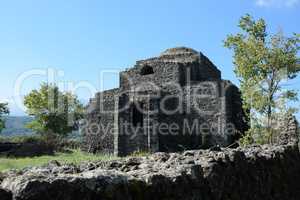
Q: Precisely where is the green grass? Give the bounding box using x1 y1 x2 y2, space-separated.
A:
0 149 117 172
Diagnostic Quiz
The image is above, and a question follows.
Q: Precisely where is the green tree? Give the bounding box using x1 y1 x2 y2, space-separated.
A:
224 14 300 144
0 102 9 133
24 84 84 137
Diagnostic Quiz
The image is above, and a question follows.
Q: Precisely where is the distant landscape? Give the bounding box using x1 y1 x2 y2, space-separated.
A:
1 116 34 136
1 116 80 138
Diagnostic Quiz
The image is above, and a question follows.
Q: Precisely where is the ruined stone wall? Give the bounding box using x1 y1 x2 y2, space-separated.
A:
82 47 248 156
2 144 300 200
191 55 221 81
116 91 160 156
82 89 118 154
158 80 246 151
224 82 249 138
120 58 221 91
120 61 183 91
114 78 247 155
157 82 208 151
276 114 299 145
0 142 54 157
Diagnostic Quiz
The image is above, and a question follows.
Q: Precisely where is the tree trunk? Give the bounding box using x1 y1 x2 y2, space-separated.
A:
267 99 273 144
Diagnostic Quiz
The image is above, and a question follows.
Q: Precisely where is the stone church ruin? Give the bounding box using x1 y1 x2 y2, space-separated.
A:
82 47 248 156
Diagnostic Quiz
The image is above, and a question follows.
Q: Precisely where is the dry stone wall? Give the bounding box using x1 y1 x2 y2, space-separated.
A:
1 143 300 200
0 142 54 157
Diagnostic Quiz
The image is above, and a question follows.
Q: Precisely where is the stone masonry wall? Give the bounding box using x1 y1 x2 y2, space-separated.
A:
158 80 247 151
277 114 299 145
82 47 249 156
2 143 300 200
82 88 118 154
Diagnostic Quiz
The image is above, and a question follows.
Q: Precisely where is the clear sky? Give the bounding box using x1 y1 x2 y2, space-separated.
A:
0 0 299 116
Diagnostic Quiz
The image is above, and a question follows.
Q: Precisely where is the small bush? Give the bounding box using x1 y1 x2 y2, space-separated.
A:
11 135 44 143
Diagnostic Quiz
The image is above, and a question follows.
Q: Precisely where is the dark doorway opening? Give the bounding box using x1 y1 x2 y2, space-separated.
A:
132 102 144 127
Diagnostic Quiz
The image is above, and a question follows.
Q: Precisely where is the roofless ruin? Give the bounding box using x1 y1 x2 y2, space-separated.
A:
82 47 248 156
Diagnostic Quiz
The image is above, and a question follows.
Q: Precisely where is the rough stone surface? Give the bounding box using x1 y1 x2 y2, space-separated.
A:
2 144 300 200
277 114 299 145
82 47 248 156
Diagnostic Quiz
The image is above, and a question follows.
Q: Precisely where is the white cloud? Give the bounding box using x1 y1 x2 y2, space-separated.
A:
255 0 299 7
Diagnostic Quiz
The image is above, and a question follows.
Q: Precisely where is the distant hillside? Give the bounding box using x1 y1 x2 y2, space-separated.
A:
1 116 34 136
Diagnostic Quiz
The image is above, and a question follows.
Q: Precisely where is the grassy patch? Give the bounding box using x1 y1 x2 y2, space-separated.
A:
0 149 117 172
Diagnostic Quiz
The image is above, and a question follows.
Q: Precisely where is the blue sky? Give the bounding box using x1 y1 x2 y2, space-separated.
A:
0 0 299 116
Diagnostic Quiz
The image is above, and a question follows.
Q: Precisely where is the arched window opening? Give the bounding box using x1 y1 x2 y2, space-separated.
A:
140 65 154 75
